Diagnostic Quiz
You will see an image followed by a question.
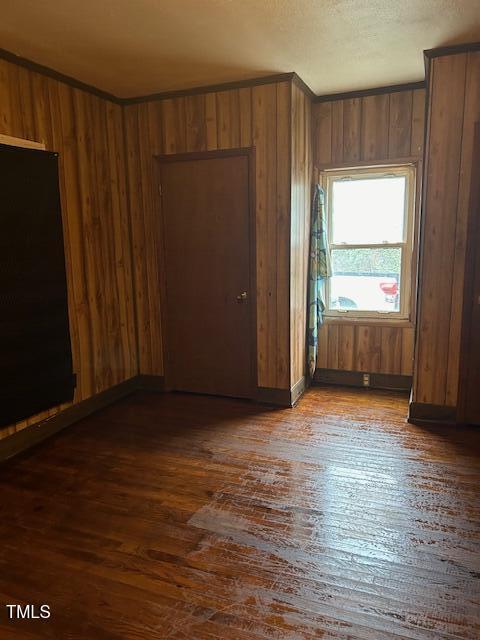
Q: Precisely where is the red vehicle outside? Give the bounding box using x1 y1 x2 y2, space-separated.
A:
379 280 399 306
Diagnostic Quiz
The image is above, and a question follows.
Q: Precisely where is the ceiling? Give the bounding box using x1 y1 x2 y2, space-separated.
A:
1 0 480 98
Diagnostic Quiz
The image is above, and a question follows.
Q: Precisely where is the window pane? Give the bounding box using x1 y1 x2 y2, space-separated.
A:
329 247 401 312
331 176 406 244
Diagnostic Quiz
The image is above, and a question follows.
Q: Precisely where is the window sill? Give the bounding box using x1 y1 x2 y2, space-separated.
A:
322 316 414 328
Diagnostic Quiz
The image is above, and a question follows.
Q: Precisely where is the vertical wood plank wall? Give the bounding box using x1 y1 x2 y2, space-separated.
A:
0 55 440 438
124 81 294 391
413 51 480 408
0 59 137 442
290 84 312 387
312 87 426 376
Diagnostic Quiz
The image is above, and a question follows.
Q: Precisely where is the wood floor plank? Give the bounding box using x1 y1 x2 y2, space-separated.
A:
0 387 479 639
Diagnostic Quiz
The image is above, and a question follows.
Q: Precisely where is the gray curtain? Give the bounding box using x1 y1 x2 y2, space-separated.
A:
306 185 331 379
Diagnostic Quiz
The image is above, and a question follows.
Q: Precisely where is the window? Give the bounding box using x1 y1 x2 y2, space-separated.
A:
322 164 416 320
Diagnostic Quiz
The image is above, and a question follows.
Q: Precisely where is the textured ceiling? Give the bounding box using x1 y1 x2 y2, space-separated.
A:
1 0 480 98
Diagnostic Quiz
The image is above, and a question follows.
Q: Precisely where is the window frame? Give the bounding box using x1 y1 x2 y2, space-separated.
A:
320 163 416 321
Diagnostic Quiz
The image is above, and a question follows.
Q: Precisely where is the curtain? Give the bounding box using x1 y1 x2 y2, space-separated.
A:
306 184 331 379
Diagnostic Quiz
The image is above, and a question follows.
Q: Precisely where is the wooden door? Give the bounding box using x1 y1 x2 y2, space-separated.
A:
458 123 480 424
159 151 254 399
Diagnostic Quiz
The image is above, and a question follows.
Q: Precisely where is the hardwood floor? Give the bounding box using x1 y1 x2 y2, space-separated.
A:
0 386 479 639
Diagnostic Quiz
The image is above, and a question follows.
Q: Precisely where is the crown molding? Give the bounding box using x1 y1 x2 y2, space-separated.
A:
424 41 480 60
121 72 300 105
314 80 426 104
0 45 429 107
0 47 120 103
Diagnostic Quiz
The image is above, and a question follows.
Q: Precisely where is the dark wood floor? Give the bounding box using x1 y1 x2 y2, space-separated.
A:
0 387 479 639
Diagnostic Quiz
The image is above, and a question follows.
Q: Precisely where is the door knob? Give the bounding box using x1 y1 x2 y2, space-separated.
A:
236 291 248 303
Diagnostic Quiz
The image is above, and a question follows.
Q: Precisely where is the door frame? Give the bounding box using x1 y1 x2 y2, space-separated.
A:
154 147 258 399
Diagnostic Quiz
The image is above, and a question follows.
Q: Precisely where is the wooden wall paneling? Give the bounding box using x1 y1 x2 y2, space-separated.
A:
388 91 413 157
355 326 382 372
312 87 425 379
4 65 21 134
342 98 361 162
401 327 415 376
105 100 138 378
99 94 137 384
93 94 127 387
290 84 300 387
410 89 426 156
239 87 252 147
125 101 163 377
0 58 136 442
138 102 164 375
124 105 151 374
51 82 86 400
301 91 312 384
124 80 294 392
303 89 311 380
317 323 413 376
30 71 54 145
0 61 13 133
314 88 425 168
147 101 165 375
16 65 36 140
317 323 329 369
94 95 121 388
216 90 241 149
149 102 168 377
146 101 164 154
331 101 344 164
93 94 123 387
415 54 467 405
354 325 370 371
205 93 218 150
445 51 480 405
72 88 108 393
68 89 103 394
253 83 279 388
361 94 389 160
380 327 403 374
289 84 312 388
185 94 207 152
338 325 355 370
313 101 332 166
54 82 93 400
327 324 339 369
411 47 480 416
80 92 136 387
162 98 186 154
276 81 291 388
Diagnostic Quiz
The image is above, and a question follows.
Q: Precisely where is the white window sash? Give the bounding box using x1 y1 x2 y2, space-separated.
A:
321 164 415 321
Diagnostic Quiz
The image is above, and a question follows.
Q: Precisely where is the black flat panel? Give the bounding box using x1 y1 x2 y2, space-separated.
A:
0 144 75 427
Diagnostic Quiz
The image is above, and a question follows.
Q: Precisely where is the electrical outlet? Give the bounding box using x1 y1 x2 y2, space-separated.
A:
362 373 370 387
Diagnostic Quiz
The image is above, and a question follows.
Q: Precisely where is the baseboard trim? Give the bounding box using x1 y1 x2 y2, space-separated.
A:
257 376 307 408
408 402 457 426
290 376 306 406
313 368 412 391
256 387 292 407
0 377 140 463
137 374 166 392
3 372 314 461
